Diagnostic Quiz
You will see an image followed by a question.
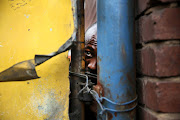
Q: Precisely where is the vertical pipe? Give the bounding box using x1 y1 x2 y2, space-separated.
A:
70 0 85 120
97 0 136 120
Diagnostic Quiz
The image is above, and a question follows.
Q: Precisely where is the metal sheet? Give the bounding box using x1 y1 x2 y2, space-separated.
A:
0 60 38 82
35 32 75 66
0 36 74 81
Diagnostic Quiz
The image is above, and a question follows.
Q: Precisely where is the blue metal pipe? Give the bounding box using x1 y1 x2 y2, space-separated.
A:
97 0 136 119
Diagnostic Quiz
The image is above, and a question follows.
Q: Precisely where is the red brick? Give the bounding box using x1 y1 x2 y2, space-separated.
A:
138 106 180 120
138 8 180 43
137 78 180 112
137 77 145 105
137 44 180 77
136 0 180 15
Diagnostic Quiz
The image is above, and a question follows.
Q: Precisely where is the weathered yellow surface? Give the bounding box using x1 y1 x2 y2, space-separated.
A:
0 0 73 119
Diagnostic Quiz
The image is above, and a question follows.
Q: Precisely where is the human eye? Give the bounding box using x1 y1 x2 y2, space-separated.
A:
85 51 92 58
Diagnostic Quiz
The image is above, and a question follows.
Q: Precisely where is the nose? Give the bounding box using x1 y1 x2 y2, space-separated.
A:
88 60 97 70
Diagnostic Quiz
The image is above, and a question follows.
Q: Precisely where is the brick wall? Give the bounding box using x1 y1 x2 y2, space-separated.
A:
136 0 180 120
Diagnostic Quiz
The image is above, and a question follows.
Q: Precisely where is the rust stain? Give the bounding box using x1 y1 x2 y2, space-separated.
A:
114 112 117 117
108 112 113 120
129 106 136 120
116 95 120 99
127 73 132 83
107 84 110 87
121 44 127 61
97 56 102 62
96 64 104 97
97 63 100 77
126 70 136 91
105 87 112 100
93 80 104 97
119 76 124 86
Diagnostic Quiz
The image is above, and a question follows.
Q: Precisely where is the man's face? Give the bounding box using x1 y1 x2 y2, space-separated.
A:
85 35 97 75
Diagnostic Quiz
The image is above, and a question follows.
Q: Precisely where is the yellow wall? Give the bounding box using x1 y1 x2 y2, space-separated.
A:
0 0 73 119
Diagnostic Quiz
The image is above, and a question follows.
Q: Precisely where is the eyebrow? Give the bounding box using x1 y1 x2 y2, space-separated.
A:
85 39 97 46
85 46 95 51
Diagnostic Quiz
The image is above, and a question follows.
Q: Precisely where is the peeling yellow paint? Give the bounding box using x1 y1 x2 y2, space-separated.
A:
0 0 73 119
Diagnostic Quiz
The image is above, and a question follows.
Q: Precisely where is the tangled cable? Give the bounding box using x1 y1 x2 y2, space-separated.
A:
69 71 137 120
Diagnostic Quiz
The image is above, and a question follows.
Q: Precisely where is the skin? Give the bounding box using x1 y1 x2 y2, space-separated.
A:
84 35 98 120
85 35 97 75
84 32 103 120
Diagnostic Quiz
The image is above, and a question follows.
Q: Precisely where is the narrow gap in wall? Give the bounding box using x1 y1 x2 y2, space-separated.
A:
142 75 180 80
143 39 180 46
136 43 143 50
136 73 144 78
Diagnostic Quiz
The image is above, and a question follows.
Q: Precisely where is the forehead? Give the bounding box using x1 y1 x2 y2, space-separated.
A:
85 38 97 48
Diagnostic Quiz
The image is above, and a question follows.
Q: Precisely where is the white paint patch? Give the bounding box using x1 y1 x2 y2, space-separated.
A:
0 42 3 47
50 28 52 31
24 14 30 18
8 49 15 62
30 90 65 119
